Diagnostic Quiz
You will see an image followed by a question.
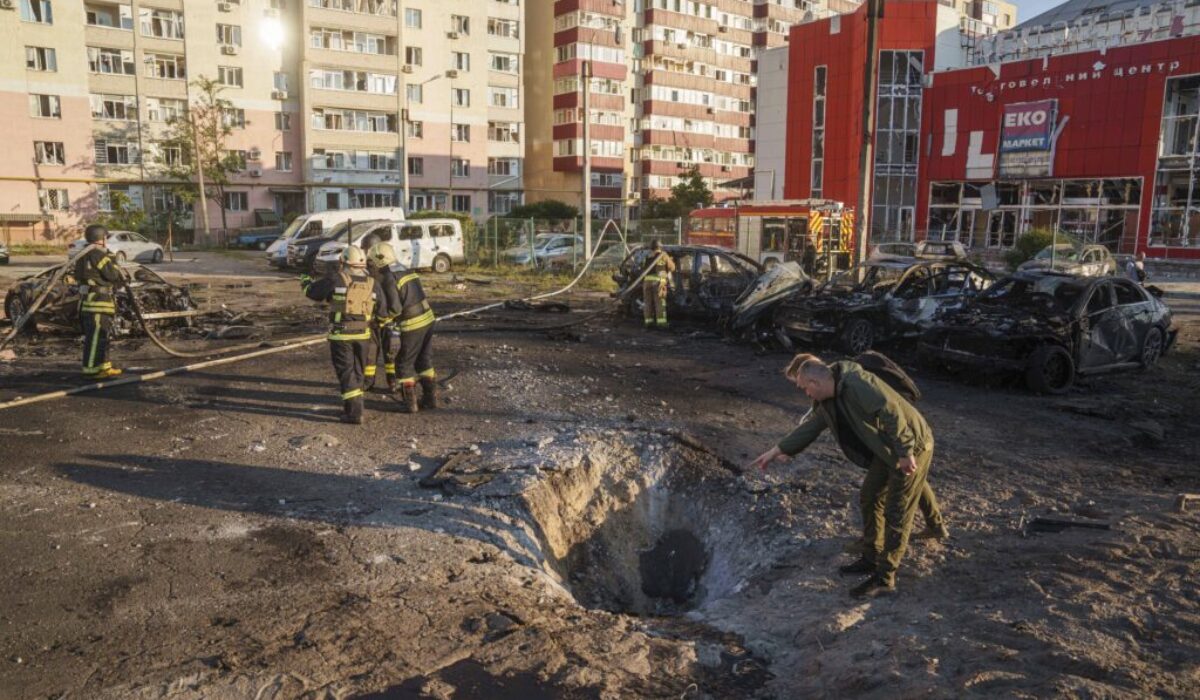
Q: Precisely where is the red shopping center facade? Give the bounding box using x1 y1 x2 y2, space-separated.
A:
780 0 1200 259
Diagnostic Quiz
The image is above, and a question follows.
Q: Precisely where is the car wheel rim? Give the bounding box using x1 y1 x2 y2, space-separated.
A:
1142 332 1162 366
850 324 871 353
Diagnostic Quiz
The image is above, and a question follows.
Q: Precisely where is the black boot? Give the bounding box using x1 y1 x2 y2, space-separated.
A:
419 377 439 410
386 374 397 394
340 399 364 425
398 383 419 413
850 574 895 599
838 557 876 576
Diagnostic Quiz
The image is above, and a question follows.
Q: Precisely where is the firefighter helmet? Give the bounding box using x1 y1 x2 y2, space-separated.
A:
367 242 396 269
341 245 367 267
84 224 109 244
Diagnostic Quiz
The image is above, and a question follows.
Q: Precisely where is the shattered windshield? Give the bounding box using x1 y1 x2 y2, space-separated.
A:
978 275 1086 312
1034 246 1083 262
825 263 906 294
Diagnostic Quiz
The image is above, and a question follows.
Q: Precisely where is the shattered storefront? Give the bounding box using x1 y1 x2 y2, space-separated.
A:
919 34 1200 258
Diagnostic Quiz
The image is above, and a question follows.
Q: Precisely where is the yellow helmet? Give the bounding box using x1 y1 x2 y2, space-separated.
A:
341 245 367 267
367 242 396 269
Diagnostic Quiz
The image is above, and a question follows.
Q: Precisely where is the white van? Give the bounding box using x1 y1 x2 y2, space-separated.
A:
314 218 465 274
265 207 405 268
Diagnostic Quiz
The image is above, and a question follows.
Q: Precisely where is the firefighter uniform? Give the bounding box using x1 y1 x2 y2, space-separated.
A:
642 248 676 328
365 243 403 392
303 254 385 424
393 269 437 413
75 245 124 379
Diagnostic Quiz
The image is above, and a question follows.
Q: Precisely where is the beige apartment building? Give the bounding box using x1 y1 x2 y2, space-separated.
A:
0 0 526 243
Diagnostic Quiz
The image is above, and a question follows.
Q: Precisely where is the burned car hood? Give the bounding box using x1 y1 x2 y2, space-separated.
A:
729 262 813 330
932 301 1071 337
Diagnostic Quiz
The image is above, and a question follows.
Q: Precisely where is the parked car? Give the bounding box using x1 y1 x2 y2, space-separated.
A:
543 241 629 271
726 261 816 337
268 207 406 268
312 218 466 276
235 227 284 250
68 230 164 264
1018 243 1117 277
4 262 196 336
774 252 995 354
502 234 584 266
613 244 763 321
920 271 1176 394
0 243 8 265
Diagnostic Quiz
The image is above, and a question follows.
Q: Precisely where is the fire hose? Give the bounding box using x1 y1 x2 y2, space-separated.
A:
0 221 664 411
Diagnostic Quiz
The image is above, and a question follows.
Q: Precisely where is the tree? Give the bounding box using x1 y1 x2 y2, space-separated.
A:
508 199 579 221
157 76 245 244
639 166 713 220
94 191 147 234
1003 229 1082 270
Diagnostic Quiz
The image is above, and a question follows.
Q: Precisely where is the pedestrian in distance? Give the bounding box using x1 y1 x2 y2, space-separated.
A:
75 224 126 380
750 353 942 598
1125 252 1147 284
642 240 676 329
301 246 386 424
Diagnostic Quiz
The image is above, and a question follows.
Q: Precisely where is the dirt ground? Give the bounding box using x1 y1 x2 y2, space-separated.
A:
1 251 1198 699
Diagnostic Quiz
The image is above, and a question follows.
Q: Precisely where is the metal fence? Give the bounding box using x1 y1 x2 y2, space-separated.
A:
471 217 683 272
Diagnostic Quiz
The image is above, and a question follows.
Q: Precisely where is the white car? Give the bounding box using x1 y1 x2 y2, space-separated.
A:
502 234 584 266
1018 243 1117 277
314 218 466 275
68 230 164 263
267 207 406 268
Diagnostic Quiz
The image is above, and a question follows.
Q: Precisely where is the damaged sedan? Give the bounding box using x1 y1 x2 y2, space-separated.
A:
4 262 198 337
920 271 1175 394
613 245 763 321
773 251 995 354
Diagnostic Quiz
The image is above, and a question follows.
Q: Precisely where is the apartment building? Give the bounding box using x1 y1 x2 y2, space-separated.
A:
300 0 525 218
1 0 526 243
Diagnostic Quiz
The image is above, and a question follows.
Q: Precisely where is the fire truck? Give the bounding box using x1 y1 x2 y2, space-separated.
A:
685 199 856 277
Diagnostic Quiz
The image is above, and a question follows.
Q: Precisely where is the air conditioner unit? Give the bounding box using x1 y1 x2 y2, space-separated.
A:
248 166 263 177
221 45 240 55
705 107 715 114
676 161 687 168
401 65 414 74
447 31 459 40
271 90 288 100
721 165 731 172
248 147 262 160
718 25 728 33
218 2 233 12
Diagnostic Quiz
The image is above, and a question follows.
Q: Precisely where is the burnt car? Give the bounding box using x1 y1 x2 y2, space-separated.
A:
773 253 995 354
726 261 816 340
613 245 763 321
920 271 1175 394
4 262 196 337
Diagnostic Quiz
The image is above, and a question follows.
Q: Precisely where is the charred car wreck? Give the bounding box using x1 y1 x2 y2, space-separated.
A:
920 271 1175 394
614 245 763 321
772 252 995 354
4 262 198 337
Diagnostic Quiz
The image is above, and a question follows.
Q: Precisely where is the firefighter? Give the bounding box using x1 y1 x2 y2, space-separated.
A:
75 224 125 380
642 240 676 329
365 242 403 392
301 246 384 424
392 263 437 414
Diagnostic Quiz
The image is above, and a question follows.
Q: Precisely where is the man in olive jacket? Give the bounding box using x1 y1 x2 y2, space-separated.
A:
750 353 938 598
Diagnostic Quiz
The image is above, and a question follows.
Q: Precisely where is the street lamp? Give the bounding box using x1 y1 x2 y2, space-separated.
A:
401 71 454 213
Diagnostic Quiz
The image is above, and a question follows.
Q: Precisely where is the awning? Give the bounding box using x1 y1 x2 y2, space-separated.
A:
0 213 53 224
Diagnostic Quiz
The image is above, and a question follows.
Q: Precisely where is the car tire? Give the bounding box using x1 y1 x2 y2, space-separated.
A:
4 292 36 334
1139 327 1164 369
1026 345 1075 394
432 254 451 274
839 318 875 355
152 249 163 264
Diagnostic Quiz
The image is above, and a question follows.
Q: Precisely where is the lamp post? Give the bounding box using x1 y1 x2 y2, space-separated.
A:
401 72 452 212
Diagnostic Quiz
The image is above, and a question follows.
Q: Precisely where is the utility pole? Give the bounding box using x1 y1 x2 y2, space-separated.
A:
855 0 883 264
189 114 212 244
582 60 593 260
401 106 410 211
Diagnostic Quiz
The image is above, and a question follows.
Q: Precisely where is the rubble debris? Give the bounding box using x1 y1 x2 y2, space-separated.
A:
1020 514 1112 536
504 300 570 313
1175 494 1199 513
